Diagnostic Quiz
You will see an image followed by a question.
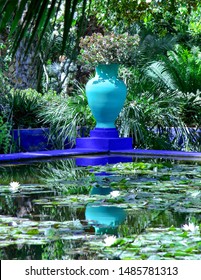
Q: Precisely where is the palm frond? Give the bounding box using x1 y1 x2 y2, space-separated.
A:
137 34 177 65
145 61 176 91
0 0 89 55
145 45 201 93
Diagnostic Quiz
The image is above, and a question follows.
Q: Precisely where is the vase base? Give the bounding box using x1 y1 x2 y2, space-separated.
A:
76 128 132 150
90 128 119 138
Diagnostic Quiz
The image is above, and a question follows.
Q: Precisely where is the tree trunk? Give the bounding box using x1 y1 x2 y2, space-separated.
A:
14 40 41 90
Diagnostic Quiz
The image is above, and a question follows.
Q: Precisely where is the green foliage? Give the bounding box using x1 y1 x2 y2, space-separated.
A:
0 0 88 55
117 87 188 150
1 0 201 154
89 0 150 31
43 59 78 94
146 45 201 93
0 75 13 153
38 86 95 148
181 92 201 127
78 32 140 66
137 34 177 66
39 159 93 195
89 0 201 45
6 88 44 129
188 4 201 40
0 116 11 154
145 45 201 129
116 62 201 151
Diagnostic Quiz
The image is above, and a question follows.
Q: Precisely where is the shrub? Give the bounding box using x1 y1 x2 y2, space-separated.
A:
117 66 200 151
78 32 140 67
0 116 12 154
38 85 95 149
144 45 201 129
145 45 201 94
6 88 44 129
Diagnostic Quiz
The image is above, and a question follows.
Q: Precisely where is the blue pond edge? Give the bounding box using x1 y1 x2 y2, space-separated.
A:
1 128 201 163
1 148 201 163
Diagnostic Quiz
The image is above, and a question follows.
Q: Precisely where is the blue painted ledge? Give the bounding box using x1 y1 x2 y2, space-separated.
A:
111 149 201 160
0 148 107 163
0 148 201 163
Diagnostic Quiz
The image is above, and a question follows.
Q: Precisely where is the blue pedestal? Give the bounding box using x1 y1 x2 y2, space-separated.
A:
90 128 119 138
76 128 132 151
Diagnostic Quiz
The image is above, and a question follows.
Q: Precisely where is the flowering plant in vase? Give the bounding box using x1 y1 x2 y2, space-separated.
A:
78 32 140 67
77 32 140 133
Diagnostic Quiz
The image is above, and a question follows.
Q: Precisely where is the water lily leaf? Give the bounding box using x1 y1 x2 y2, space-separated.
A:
26 228 40 235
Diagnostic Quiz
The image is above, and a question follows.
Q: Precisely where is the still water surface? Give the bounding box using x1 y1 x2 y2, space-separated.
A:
0 156 201 260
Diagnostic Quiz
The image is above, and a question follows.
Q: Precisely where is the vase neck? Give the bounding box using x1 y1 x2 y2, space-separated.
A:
95 64 119 78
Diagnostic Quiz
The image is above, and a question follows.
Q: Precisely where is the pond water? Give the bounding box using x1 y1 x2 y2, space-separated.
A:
0 156 201 260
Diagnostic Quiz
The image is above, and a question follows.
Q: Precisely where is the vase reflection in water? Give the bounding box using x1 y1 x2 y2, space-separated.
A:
85 185 126 235
85 204 126 235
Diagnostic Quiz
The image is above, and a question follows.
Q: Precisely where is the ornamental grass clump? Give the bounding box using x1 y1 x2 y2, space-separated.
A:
79 32 140 66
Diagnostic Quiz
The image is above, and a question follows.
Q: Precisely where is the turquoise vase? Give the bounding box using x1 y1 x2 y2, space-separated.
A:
86 64 127 128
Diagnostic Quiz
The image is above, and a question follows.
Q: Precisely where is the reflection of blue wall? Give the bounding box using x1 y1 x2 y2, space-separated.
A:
76 156 133 166
85 205 126 235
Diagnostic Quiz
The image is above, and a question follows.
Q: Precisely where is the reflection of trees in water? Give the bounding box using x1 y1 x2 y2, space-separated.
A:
38 205 85 222
0 158 92 219
0 163 44 184
39 159 92 194
41 239 104 260
0 158 90 185
1 239 102 260
40 158 90 181
151 211 188 228
0 235 104 260
0 193 84 221
1 244 43 260
118 210 188 237
0 194 40 218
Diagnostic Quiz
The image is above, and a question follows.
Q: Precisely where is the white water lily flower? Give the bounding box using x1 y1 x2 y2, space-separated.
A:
110 191 121 198
191 191 200 198
182 223 199 233
9 181 20 192
104 235 117 246
12 221 18 227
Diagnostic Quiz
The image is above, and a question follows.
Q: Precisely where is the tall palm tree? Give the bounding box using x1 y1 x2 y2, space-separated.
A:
0 0 88 55
0 0 88 90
